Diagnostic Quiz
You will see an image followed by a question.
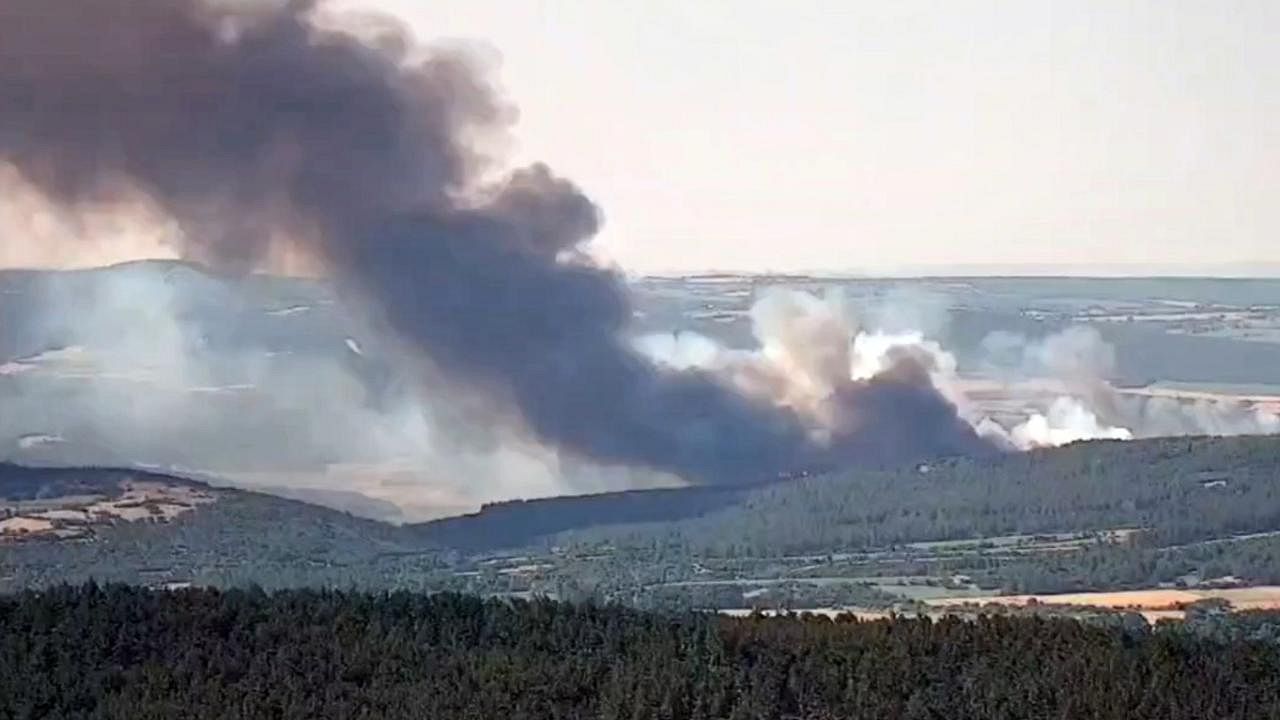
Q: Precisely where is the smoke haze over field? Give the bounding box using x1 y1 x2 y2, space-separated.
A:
0 0 991 485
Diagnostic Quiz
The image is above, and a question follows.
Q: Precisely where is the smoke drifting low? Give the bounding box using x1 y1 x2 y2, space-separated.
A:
0 0 991 483
978 326 1280 446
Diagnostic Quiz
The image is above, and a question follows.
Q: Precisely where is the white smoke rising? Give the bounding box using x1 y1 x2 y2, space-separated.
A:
637 290 1280 452
977 325 1280 448
1010 398 1133 447
637 288 967 435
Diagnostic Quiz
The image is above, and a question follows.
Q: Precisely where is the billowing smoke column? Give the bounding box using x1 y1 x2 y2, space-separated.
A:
0 0 992 483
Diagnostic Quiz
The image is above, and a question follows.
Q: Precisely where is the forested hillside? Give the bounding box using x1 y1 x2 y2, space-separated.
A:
3 585 1280 719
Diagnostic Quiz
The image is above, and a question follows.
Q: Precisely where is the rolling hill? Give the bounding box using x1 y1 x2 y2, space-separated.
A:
6 435 1280 611
0 464 429 592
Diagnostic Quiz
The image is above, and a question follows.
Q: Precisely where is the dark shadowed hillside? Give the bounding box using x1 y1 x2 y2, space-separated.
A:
413 435 1280 554
415 483 757 551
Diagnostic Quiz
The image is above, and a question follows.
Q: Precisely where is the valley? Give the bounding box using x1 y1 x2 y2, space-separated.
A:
7 434 1280 627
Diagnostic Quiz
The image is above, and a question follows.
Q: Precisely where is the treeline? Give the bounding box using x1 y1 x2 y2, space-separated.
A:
4 585 1280 719
979 531 1280 595
634 580 904 613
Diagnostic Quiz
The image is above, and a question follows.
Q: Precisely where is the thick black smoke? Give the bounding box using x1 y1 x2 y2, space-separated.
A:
0 0 993 482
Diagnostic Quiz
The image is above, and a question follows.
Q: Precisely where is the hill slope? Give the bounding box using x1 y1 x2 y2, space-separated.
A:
0 465 431 592
412 434 1280 554
7 435 1280 607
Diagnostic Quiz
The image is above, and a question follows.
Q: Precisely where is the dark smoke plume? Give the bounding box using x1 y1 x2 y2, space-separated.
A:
0 0 993 483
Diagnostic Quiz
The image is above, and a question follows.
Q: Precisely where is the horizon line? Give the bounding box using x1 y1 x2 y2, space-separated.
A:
634 262 1280 280
5 257 1280 282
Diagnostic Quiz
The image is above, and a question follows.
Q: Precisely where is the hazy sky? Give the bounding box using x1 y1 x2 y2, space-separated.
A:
335 0 1277 275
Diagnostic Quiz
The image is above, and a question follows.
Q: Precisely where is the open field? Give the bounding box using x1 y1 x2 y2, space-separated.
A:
718 587 1280 624
925 586 1280 620
1 478 216 540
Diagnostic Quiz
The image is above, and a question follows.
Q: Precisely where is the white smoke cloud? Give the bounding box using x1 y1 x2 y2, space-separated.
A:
977 325 1280 448
637 291 1280 453
639 291 909 436
637 288 968 436
1010 397 1133 448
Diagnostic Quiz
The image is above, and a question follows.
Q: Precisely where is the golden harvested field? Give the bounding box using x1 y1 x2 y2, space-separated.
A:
925 586 1280 619
1 479 216 540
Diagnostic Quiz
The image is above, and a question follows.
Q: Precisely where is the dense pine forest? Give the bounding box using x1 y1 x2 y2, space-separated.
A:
3 585 1280 719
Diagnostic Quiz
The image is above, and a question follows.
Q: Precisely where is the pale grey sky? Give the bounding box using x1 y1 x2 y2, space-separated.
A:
341 2 1278 273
